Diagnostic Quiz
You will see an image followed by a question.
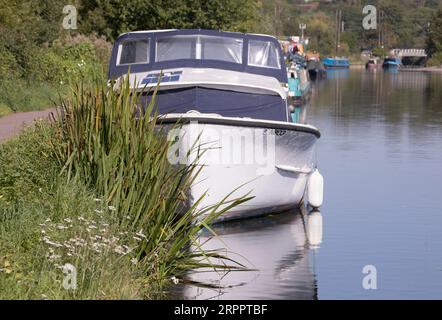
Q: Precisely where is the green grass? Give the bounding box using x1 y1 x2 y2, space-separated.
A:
0 77 69 114
0 76 250 299
0 103 12 117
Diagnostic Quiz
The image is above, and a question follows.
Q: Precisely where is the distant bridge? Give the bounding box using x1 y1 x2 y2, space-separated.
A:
390 48 427 58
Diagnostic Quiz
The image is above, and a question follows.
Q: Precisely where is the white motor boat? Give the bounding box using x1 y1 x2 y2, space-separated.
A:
108 29 322 221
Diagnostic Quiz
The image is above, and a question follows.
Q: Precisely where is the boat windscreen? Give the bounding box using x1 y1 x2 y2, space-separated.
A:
109 30 288 83
201 36 243 63
119 40 149 65
248 40 280 69
156 35 243 64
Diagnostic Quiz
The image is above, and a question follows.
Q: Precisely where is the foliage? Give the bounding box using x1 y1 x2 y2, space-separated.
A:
372 47 389 58
427 9 442 61
0 130 146 298
0 76 251 298
0 79 62 113
79 0 260 39
49 75 250 291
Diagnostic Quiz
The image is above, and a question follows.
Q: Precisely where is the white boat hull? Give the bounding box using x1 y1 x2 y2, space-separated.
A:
160 114 319 221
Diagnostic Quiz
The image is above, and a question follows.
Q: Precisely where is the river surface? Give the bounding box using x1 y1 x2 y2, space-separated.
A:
171 69 442 300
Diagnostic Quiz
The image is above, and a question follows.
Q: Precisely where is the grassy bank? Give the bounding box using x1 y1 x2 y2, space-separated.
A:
0 77 249 299
0 80 64 115
0 33 111 115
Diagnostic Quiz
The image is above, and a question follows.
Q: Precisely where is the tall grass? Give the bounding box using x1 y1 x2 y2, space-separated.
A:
49 75 251 291
1 125 148 299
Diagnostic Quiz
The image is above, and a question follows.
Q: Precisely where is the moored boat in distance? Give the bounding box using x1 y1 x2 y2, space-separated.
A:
382 56 401 69
322 57 350 68
366 58 381 69
306 52 327 80
287 65 311 104
108 29 322 221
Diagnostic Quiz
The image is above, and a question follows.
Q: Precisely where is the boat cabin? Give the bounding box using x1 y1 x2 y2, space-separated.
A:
108 29 290 122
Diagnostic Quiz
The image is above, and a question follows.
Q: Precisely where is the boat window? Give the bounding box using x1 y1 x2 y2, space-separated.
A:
156 36 196 61
200 36 243 63
118 40 149 65
248 40 280 69
156 35 243 64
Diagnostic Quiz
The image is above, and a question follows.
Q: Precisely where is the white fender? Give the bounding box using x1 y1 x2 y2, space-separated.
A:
307 169 324 208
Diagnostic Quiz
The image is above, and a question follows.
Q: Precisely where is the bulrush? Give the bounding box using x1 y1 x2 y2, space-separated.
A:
46 74 250 292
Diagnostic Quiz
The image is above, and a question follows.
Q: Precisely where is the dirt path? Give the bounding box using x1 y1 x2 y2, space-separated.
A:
0 108 56 143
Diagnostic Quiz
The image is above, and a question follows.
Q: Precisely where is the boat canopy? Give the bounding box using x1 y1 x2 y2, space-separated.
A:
109 29 287 83
109 30 289 122
139 87 289 121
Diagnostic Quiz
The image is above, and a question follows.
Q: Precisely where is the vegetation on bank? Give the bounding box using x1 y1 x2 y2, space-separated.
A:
1 1 442 115
0 77 250 299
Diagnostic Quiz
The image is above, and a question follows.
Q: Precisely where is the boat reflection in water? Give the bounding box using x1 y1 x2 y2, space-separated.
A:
170 207 323 300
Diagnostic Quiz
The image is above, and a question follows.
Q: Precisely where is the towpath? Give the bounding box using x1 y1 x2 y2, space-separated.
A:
0 108 56 143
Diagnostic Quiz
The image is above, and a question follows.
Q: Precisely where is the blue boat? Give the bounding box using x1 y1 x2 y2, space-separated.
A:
287 66 311 105
382 57 401 69
322 57 350 68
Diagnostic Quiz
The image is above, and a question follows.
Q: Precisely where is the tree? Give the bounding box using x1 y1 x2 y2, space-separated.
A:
79 0 260 40
303 12 336 55
427 9 442 57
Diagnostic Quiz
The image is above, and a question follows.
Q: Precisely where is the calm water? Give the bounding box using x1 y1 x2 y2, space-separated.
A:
173 69 442 300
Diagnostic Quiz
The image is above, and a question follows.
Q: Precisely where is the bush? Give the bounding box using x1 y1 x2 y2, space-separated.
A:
0 123 58 204
372 47 389 58
426 52 442 67
0 77 60 112
0 33 112 114
27 49 66 83
0 103 12 117
0 45 21 79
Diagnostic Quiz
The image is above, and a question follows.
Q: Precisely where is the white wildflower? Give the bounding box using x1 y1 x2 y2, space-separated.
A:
136 229 147 239
43 237 62 248
114 246 125 255
48 254 61 261
171 276 179 285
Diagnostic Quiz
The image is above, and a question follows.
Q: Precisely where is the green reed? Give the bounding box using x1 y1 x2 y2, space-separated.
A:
49 75 251 288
